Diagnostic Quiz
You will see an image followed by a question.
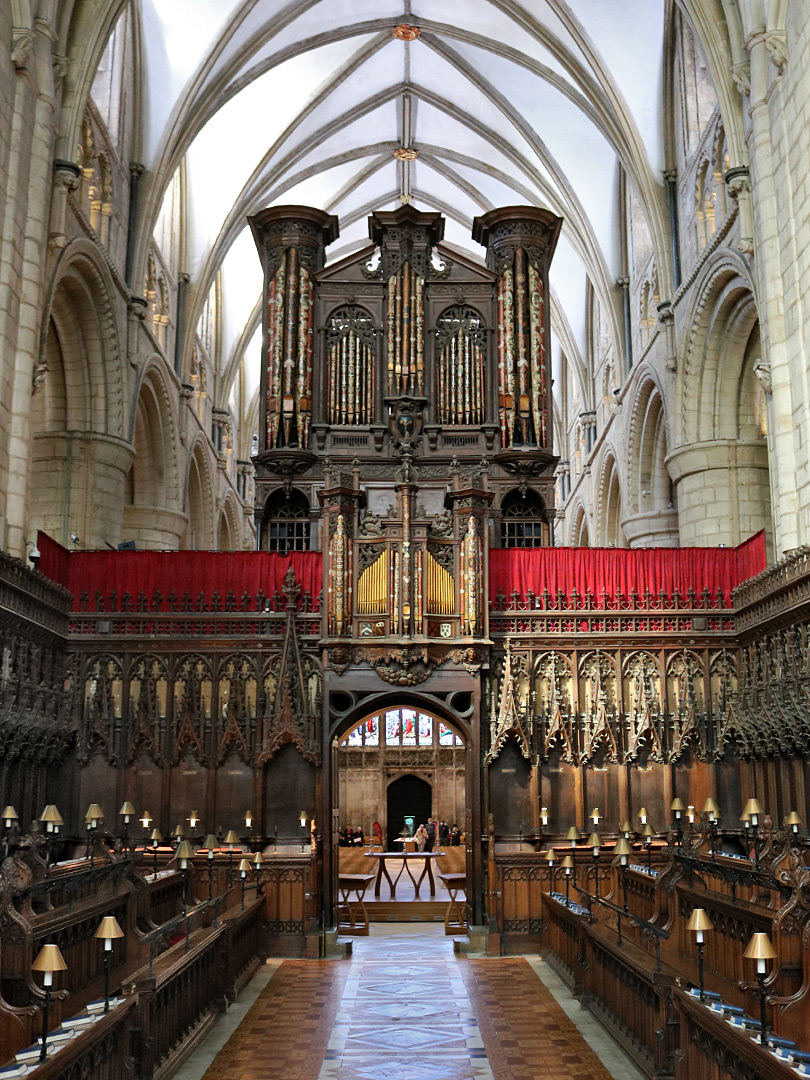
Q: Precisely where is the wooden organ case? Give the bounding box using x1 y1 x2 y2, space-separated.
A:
249 203 563 662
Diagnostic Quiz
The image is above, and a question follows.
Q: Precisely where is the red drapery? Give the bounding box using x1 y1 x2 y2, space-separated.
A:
37 533 322 611
488 531 766 609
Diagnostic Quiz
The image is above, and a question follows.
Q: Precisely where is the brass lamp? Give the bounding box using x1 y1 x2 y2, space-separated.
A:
176 840 195 915
686 908 713 1001
614 836 633 912
95 916 124 1013
188 810 200 831
224 829 240 884
540 806 549 828
642 822 655 873
149 827 162 879
743 798 764 827
786 811 802 836
244 810 253 831
85 803 104 865
2 805 17 829
204 833 219 899
140 810 152 830
590 807 601 826
119 801 135 854
620 820 632 839
687 805 696 824
252 851 265 869
566 825 580 886
544 847 556 865
299 811 308 852
702 798 720 821
670 797 686 819
638 807 648 825
561 855 574 906
40 804 62 873
172 823 184 845
744 932 776 1046
588 831 602 901
32 943 67 1061
238 857 251 909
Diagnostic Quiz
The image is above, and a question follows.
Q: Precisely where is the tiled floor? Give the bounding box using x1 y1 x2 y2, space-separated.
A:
178 925 647 1080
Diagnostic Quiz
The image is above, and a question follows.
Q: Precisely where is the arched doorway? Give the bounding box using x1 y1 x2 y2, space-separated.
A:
386 774 432 851
333 703 469 923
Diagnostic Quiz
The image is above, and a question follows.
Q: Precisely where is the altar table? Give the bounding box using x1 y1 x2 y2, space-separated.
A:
364 851 445 898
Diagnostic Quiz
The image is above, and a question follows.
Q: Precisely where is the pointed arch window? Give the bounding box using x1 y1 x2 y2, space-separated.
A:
263 488 310 553
500 488 549 548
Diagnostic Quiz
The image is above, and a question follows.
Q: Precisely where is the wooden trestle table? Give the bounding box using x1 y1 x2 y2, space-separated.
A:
365 851 445 898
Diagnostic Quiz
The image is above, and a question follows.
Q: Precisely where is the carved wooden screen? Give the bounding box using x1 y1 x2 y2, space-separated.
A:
435 306 485 425
326 306 376 425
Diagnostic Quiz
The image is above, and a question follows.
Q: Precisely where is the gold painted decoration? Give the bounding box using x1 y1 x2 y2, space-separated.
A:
265 246 314 448
326 307 375 425
387 262 424 396
496 249 546 447
392 24 421 40
357 550 388 615
426 551 454 615
436 306 485 425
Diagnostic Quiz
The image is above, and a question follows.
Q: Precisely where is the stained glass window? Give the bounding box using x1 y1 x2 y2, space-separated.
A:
364 716 379 745
439 722 462 746
401 708 417 745
341 710 462 747
385 710 401 744
418 713 433 744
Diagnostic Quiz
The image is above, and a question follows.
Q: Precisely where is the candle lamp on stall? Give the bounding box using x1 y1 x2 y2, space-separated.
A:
642 822 655 872
687 805 696 825
785 811 802 838
187 811 200 838
566 826 580 886
587 831 602 900
176 840 195 915
539 807 549 835
561 855 574 906
119 802 135 854
2 805 18 857
543 847 556 891
620 820 632 840
149 828 162 879
613 837 633 912
702 798 720 858
224 830 240 885
589 807 601 828
686 908 713 1002
638 807 648 827
32 943 67 1061
39 805 62 872
172 823 184 849
95 916 124 1013
238 858 251 909
204 833 218 900
742 798 765 870
299 810 308 853
140 810 151 832
84 804 104 866
744 932 776 1046
670 798 685 845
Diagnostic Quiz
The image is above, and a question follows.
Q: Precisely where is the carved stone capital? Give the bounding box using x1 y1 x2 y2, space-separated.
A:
765 31 789 72
731 62 751 97
724 166 751 199
752 360 772 395
128 296 148 320
11 30 35 71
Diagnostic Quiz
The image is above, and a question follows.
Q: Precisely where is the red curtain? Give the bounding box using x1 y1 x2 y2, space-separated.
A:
37 535 322 611
489 531 766 608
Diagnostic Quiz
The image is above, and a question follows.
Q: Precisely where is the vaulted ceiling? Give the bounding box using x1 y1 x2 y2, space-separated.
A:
136 0 668 411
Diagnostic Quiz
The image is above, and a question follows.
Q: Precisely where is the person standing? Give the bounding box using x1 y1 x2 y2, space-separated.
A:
414 824 428 852
426 818 436 852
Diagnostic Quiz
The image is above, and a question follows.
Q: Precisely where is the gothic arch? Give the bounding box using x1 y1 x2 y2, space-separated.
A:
596 450 627 549
218 492 241 552
569 502 590 548
182 438 216 550
676 250 759 446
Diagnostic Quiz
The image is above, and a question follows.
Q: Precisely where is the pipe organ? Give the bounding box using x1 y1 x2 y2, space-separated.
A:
250 203 561 656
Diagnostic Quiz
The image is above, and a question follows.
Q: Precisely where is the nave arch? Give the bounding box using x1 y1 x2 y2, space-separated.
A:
29 243 131 548
595 450 627 549
621 374 678 548
669 253 773 551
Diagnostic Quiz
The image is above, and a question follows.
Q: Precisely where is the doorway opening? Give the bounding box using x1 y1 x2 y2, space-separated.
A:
386 774 431 851
335 704 468 929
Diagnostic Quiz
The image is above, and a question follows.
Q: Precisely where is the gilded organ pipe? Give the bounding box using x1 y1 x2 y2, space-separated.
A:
357 550 388 614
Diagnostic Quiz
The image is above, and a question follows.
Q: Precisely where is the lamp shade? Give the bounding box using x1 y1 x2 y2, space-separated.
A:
140 810 152 825
172 824 184 838
175 840 194 861
2 805 18 823
224 830 240 846
702 798 720 816
589 807 600 821
561 856 574 870
119 802 135 817
566 826 581 842
95 916 124 941
642 823 655 838
149 828 162 843
252 852 265 867
670 798 686 812
587 831 602 848
613 837 633 858
204 833 219 851
638 807 648 820
238 858 251 873
544 848 556 864
86 803 104 822
686 908 713 933
32 944 67 973
744 932 776 961
620 820 632 834
40 804 61 824
786 812 801 827
740 812 750 823
743 798 764 819
299 810 307 827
